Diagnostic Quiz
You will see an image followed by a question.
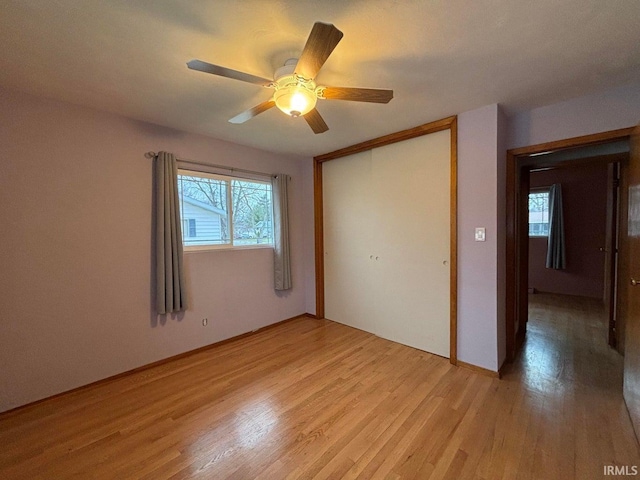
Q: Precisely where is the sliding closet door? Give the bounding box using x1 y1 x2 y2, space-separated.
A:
323 129 451 358
369 130 450 357
323 151 375 330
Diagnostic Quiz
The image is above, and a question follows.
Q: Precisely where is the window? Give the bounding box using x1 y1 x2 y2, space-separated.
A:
529 189 550 237
177 169 273 249
183 218 196 238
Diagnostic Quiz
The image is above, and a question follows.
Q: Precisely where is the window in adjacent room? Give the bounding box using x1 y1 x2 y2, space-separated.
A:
177 169 274 250
528 188 550 237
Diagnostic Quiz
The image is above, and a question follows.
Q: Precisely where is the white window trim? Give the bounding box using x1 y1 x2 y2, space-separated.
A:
178 168 275 252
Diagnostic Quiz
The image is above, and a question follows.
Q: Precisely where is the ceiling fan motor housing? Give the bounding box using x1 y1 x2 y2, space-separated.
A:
273 59 317 117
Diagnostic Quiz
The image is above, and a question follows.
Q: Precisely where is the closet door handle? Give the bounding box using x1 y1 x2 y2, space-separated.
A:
632 278 638 286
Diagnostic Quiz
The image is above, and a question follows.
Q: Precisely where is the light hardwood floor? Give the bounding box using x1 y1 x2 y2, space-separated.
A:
1 294 638 479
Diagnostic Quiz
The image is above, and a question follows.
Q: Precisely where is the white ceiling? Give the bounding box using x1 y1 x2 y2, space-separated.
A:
2 0 640 157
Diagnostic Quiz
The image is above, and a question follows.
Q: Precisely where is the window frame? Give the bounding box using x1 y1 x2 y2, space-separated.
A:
528 187 551 238
182 218 197 238
177 168 274 252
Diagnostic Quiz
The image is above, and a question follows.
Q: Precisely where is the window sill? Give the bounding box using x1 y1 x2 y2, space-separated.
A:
184 244 274 254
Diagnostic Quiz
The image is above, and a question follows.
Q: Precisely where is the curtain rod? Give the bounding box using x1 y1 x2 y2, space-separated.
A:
144 151 275 179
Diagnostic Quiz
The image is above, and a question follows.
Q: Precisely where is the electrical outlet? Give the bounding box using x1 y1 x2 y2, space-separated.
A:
475 227 486 242
202 318 208 326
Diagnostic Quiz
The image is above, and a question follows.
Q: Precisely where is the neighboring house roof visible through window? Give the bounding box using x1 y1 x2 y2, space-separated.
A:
182 195 226 216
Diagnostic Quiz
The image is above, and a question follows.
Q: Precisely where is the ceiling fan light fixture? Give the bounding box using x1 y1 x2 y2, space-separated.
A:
187 23 392 133
273 72 317 117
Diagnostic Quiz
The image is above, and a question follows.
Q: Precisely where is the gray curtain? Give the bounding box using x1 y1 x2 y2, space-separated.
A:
272 174 292 290
546 183 566 270
155 151 188 313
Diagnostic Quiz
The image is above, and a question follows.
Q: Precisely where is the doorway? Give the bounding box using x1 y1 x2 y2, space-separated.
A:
505 128 634 362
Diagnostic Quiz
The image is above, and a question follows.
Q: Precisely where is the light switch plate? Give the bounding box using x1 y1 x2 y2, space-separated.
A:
475 227 486 242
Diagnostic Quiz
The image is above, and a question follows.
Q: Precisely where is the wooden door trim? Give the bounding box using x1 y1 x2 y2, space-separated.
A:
449 117 458 364
505 126 634 362
605 162 620 348
313 116 458 365
313 157 324 319
315 116 457 162
508 128 634 157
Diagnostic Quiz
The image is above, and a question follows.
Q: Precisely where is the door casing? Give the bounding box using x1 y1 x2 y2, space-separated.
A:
505 127 635 362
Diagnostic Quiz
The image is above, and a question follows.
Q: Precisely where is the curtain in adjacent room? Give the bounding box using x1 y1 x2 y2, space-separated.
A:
154 151 188 313
271 174 292 290
546 183 566 270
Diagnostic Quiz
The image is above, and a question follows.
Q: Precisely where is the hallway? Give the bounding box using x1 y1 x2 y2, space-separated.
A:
506 293 639 477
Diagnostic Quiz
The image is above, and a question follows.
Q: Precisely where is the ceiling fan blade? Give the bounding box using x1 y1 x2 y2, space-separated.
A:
304 108 329 134
320 86 393 103
187 59 273 87
228 100 275 124
295 22 344 80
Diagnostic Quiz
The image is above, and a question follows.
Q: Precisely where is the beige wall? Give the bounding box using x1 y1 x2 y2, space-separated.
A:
0 87 313 412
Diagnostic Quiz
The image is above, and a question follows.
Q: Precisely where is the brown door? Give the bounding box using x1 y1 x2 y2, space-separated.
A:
604 163 619 348
623 124 640 437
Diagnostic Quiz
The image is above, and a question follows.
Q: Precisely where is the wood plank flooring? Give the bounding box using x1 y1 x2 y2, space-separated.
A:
0 294 638 479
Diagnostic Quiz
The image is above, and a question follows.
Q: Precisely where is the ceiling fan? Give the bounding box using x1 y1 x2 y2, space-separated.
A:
186 22 394 134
